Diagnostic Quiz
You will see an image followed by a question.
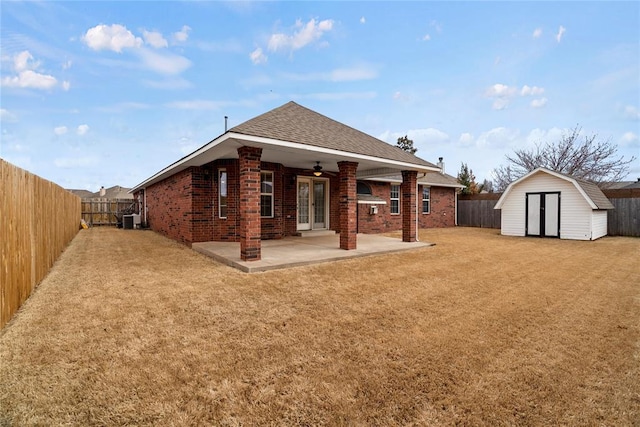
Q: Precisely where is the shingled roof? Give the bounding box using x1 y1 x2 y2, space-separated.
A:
230 101 436 169
495 167 614 210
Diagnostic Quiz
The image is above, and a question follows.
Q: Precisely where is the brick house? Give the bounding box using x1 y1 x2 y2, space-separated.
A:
131 102 462 261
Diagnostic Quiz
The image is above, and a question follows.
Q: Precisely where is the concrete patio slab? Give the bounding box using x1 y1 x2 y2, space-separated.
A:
192 233 434 273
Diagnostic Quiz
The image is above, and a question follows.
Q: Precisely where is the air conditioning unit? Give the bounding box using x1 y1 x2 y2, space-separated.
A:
123 214 141 230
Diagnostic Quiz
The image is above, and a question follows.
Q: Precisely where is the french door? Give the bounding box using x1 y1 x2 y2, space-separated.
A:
526 192 560 237
297 177 329 231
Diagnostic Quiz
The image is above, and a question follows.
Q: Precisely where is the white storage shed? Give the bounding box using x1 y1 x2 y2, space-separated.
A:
494 168 614 240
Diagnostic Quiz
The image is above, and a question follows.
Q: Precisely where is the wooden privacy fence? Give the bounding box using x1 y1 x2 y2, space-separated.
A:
1 159 81 329
604 188 640 237
81 198 135 226
457 193 501 229
457 189 640 237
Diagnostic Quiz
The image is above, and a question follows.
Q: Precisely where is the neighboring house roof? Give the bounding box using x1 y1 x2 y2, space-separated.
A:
623 180 640 189
599 181 635 189
419 171 466 188
231 101 437 169
495 167 614 210
101 185 133 199
361 170 465 188
67 186 133 199
68 189 95 198
131 101 440 192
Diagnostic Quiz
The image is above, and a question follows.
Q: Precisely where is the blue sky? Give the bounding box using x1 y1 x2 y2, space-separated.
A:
1 1 638 190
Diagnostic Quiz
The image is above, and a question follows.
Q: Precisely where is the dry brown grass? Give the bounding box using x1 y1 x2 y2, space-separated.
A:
1 227 638 426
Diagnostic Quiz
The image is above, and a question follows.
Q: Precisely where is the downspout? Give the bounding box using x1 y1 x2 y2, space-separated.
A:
455 189 458 226
143 188 147 227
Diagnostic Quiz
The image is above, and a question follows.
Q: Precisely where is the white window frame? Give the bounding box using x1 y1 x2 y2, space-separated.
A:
218 169 227 219
260 171 274 218
390 184 400 215
422 186 430 214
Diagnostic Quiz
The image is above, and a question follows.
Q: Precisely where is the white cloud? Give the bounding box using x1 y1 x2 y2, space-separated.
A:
62 81 71 91
532 28 542 39
13 50 38 71
530 97 548 108
142 78 192 90
165 100 224 110
520 85 545 96
2 69 58 90
476 127 520 149
623 105 640 120
62 60 72 70
486 83 516 98
393 91 402 100
1 50 64 91
172 25 191 43
143 30 168 49
422 34 431 41
281 64 378 82
54 156 98 168
360 17 366 24
492 98 510 110
54 126 68 135
83 24 143 52
77 124 90 135
329 65 377 81
556 25 566 43
136 48 191 75
296 91 377 101
250 47 268 65
0 109 18 123
459 133 474 146
267 18 334 52
525 127 565 148
485 83 516 109
620 132 639 147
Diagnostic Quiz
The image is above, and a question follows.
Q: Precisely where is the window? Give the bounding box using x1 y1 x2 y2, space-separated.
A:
260 171 274 217
422 186 430 214
218 169 227 218
390 184 400 215
357 181 372 195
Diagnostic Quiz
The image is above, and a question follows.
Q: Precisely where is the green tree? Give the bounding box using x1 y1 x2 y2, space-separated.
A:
457 162 480 195
396 135 417 154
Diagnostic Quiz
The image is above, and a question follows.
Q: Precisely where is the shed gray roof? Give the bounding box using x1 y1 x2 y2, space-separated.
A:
495 167 614 210
230 101 437 169
571 176 615 209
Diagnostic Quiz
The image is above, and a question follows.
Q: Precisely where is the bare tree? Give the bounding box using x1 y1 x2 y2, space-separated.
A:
492 125 636 191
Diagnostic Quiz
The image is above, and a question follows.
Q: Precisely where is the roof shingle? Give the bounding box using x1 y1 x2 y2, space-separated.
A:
230 101 437 169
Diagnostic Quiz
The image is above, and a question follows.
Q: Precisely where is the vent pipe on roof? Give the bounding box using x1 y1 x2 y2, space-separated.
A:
437 157 445 174
99 186 106 197
224 116 228 132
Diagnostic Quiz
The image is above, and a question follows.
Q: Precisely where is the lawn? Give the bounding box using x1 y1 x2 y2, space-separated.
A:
1 227 638 426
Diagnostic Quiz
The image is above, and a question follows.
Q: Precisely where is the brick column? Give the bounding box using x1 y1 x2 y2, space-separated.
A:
238 146 262 261
401 170 418 242
338 161 358 250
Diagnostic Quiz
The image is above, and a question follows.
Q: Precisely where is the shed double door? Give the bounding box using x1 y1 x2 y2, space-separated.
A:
526 192 560 237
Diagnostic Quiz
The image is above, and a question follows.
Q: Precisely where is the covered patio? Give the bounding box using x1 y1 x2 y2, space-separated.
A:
192 232 433 273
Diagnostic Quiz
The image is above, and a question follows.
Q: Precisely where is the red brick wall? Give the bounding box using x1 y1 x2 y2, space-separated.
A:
145 168 196 245
338 161 358 249
401 171 418 242
211 159 239 242
419 186 457 228
143 161 458 247
357 182 458 233
238 146 262 261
